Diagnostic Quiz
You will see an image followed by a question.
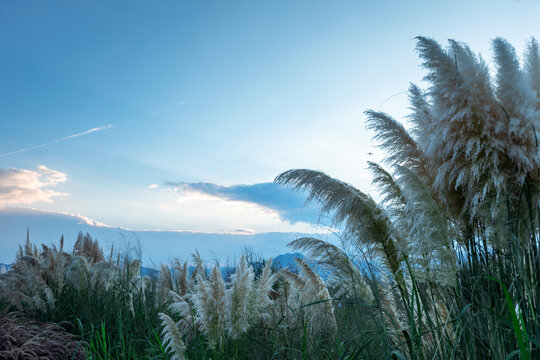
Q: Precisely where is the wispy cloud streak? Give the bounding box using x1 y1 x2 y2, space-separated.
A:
0 125 114 158
54 125 113 142
0 144 48 158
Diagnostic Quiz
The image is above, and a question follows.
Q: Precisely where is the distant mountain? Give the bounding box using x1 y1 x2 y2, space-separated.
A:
273 252 305 271
141 266 159 277
272 252 331 281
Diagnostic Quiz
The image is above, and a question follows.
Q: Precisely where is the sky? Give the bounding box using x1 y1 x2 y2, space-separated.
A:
1 0 539 263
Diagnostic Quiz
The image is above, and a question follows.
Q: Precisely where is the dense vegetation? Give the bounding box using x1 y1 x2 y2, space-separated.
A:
1 36 539 359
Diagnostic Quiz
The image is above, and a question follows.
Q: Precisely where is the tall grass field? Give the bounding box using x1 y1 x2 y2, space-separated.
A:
1 37 538 359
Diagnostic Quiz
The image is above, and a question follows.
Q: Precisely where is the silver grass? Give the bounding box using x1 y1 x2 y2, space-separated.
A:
174 258 190 295
32 294 47 311
168 290 197 341
189 250 206 286
55 237 65 293
192 266 226 349
280 268 306 291
276 169 409 296
394 165 457 286
0 272 34 309
288 238 374 303
250 257 277 324
407 83 435 148
367 162 413 266
378 278 407 347
415 37 540 224
415 37 502 211
191 261 203 284
524 37 540 110
168 290 191 318
280 258 337 334
275 169 392 241
141 275 153 303
14 255 40 273
276 269 306 330
127 259 141 280
160 263 173 305
493 37 539 182
409 36 540 227
277 259 338 334
1 236 157 315
162 255 278 350
41 245 59 285
29 284 55 311
128 275 146 301
365 110 430 181
90 261 119 291
368 161 409 227
368 161 403 207
42 285 55 309
73 232 104 263
65 256 90 292
0 253 56 311
159 312 187 360
226 254 255 339
126 260 148 299
18 233 39 259
129 293 135 318
294 258 337 332
191 250 204 275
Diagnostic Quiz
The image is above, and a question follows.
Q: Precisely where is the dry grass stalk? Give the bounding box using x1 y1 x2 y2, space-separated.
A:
159 312 187 360
192 266 227 349
226 255 254 339
160 256 279 351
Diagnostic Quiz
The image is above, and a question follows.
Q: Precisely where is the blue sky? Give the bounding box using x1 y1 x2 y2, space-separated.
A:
1 0 539 262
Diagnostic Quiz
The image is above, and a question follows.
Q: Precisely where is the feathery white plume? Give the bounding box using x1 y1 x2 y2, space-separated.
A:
159 312 187 360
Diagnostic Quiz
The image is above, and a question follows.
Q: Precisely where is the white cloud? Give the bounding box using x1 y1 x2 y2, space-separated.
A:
150 190 325 234
0 166 68 206
74 213 112 227
148 184 159 189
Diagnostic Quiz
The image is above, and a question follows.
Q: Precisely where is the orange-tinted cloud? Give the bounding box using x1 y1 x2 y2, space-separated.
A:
0 166 68 205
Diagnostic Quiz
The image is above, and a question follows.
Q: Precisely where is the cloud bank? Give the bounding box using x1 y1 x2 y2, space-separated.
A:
164 181 323 225
0 166 67 205
0 207 326 264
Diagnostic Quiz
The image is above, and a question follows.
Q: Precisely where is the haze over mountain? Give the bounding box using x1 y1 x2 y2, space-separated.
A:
0 207 333 265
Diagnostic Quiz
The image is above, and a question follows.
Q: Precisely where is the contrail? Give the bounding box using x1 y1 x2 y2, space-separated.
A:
0 143 48 158
53 125 114 142
0 124 114 158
